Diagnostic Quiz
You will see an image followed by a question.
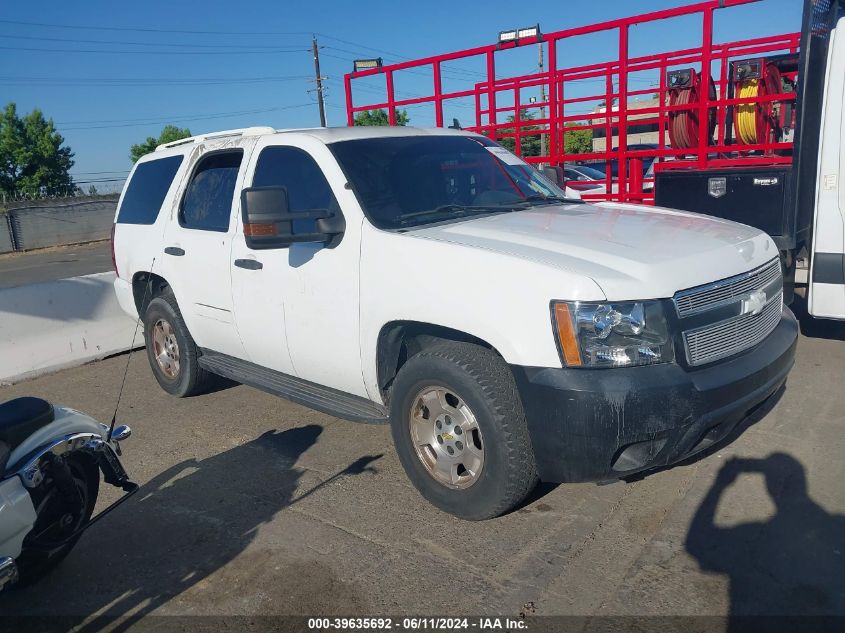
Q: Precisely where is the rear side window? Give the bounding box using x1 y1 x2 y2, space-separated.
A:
117 156 183 225
180 151 243 232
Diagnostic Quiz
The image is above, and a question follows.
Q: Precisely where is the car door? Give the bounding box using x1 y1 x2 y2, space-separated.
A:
160 145 252 358
231 136 367 397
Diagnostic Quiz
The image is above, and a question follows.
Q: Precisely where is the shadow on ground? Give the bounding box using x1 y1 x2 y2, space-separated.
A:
0 424 382 629
686 453 845 628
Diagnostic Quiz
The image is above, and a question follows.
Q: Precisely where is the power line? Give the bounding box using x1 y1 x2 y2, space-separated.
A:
322 45 485 81
59 103 312 130
70 170 131 175
0 33 307 49
61 108 285 124
62 105 310 129
316 33 406 56
0 45 309 55
317 34 489 79
0 18 310 36
73 177 127 184
0 18 482 77
0 75 311 87
324 76 473 110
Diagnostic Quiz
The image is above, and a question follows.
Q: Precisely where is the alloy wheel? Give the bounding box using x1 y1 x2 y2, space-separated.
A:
151 318 180 379
408 386 484 489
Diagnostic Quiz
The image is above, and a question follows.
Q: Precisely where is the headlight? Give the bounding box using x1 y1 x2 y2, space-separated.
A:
552 300 674 368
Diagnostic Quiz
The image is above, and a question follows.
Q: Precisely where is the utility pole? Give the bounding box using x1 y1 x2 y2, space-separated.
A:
312 35 327 127
538 41 547 162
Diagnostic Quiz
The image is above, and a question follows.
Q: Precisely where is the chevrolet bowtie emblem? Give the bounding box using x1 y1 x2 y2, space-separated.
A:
740 289 767 316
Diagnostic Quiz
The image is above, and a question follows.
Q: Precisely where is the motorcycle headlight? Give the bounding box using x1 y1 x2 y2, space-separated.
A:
552 300 674 368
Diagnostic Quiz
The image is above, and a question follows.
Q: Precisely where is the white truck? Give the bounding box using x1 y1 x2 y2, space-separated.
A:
112 126 797 520
653 0 845 320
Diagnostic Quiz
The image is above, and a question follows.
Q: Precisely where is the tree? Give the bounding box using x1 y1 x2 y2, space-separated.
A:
87 184 99 196
497 111 542 157
0 102 75 197
130 125 192 163
353 109 409 126
563 123 593 155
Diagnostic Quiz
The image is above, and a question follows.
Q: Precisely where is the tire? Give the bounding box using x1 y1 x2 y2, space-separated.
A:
15 454 99 587
389 341 538 520
143 289 216 397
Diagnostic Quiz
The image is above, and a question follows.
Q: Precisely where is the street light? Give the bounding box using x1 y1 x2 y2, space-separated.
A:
353 58 383 73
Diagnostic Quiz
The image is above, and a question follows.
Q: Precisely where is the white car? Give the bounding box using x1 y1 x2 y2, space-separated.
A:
112 126 797 520
565 161 658 195
563 164 613 195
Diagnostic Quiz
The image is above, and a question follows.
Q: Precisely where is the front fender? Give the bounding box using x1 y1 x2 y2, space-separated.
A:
7 407 106 470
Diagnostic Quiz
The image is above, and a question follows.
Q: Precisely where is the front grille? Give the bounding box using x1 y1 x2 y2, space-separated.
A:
674 258 781 317
673 258 783 367
683 291 783 366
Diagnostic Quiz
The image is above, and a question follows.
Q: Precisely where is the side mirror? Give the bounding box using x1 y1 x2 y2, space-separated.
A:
542 166 565 187
241 186 345 249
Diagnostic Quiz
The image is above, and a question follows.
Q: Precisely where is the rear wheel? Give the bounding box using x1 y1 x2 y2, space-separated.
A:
389 342 538 520
15 454 99 587
143 289 216 397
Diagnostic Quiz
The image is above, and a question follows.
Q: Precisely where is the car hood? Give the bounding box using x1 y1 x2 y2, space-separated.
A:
406 202 778 300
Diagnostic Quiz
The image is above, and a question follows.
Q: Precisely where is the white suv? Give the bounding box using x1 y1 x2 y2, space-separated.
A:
112 125 797 520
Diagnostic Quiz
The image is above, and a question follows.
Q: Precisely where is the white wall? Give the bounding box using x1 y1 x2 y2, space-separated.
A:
0 272 142 384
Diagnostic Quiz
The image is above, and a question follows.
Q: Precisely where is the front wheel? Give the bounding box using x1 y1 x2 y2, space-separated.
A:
389 342 538 520
14 454 99 587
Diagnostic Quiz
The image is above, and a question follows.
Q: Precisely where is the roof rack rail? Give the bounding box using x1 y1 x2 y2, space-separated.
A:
155 126 277 151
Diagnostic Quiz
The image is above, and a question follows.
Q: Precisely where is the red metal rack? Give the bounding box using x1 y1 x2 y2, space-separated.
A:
344 0 801 204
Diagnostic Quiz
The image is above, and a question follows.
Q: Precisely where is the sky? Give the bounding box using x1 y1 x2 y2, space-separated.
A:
0 0 803 189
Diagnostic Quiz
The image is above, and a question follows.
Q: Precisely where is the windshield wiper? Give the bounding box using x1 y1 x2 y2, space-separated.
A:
396 204 514 225
516 194 572 205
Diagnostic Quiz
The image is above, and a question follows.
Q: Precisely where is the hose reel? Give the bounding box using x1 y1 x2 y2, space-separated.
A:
732 58 792 149
667 68 717 151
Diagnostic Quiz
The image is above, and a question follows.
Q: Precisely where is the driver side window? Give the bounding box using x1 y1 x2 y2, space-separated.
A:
252 146 339 234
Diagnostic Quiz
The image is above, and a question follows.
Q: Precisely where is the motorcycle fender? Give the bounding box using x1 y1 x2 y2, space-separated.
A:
0 476 37 559
7 407 106 470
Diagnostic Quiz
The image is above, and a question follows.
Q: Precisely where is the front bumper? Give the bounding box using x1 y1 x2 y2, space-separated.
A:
512 307 798 483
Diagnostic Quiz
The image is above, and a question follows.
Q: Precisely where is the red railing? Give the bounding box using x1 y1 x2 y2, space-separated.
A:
344 0 801 204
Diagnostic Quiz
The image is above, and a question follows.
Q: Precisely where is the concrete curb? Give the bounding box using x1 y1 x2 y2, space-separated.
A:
0 272 142 385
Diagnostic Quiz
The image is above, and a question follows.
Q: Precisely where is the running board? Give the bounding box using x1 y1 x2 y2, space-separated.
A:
198 350 389 424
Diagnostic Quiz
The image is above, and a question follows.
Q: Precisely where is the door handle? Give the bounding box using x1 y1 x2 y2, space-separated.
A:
234 258 263 270
164 246 185 256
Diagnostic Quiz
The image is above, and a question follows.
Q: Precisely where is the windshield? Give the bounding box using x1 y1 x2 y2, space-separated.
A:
329 135 575 229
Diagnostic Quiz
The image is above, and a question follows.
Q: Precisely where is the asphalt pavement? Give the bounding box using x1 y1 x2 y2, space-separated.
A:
0 302 843 626
0 241 112 289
